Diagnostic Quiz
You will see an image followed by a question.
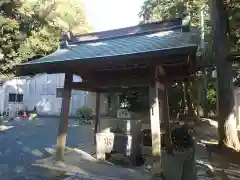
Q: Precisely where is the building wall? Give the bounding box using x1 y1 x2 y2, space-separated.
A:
0 74 107 116
0 78 26 114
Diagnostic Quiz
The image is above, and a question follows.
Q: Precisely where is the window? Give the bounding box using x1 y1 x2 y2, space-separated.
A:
8 93 23 103
16 94 23 102
8 94 16 102
56 88 63 98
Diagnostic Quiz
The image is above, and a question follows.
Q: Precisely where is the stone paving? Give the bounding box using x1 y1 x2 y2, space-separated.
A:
0 118 93 180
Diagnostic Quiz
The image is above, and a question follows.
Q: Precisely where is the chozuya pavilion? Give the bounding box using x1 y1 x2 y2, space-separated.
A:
16 15 200 178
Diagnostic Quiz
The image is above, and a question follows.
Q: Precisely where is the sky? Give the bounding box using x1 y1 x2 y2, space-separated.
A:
83 0 144 32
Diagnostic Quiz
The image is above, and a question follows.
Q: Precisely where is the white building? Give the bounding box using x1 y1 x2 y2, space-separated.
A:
0 74 107 117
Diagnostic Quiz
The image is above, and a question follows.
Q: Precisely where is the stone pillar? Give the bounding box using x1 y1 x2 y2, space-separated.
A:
55 73 72 162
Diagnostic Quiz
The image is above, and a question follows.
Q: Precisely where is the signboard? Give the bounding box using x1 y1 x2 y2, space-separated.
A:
117 109 130 119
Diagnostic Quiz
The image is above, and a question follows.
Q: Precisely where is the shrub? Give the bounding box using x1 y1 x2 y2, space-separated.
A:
76 106 93 121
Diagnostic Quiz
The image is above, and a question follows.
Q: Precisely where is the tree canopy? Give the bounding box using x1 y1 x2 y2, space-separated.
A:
0 0 91 76
139 0 205 26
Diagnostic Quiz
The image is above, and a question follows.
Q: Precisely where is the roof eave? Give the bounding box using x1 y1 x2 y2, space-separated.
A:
16 45 198 77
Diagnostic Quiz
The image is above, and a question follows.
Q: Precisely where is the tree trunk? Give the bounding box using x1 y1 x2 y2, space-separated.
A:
209 0 240 151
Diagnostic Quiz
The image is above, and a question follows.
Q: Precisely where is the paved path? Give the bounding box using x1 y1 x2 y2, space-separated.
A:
0 118 93 180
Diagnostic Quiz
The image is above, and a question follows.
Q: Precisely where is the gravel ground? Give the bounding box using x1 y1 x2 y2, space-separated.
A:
0 118 93 180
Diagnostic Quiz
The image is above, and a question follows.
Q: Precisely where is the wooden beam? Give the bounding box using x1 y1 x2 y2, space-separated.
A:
71 77 150 90
94 92 100 144
157 74 193 82
71 82 97 92
99 86 148 93
71 82 148 92
55 73 73 162
95 64 148 72
84 70 151 80
93 78 150 88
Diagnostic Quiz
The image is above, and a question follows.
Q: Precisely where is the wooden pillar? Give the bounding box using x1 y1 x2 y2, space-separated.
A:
149 69 164 176
149 78 161 157
94 91 100 144
55 73 73 162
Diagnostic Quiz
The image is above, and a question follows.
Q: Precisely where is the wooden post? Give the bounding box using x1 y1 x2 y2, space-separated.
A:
149 74 161 157
149 68 163 176
94 92 100 144
55 73 73 162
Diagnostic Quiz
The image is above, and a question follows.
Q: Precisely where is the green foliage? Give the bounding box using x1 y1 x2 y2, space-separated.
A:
206 81 217 112
76 106 93 120
18 0 91 34
0 0 91 75
139 0 205 26
118 91 149 113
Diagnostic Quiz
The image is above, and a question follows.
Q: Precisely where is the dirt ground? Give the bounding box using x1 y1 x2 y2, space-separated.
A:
195 118 240 180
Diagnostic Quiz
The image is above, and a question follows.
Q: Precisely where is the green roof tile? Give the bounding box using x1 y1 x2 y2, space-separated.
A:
24 30 199 65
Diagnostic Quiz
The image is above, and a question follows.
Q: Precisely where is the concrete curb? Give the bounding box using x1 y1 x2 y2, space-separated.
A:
0 125 14 132
64 173 124 180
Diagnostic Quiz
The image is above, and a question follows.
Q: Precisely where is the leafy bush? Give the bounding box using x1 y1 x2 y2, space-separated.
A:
76 106 93 120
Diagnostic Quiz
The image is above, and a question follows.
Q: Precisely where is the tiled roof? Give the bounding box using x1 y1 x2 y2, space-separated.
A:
16 17 200 77
24 30 199 66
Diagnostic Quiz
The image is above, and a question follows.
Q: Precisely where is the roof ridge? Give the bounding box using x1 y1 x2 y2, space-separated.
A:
72 17 183 37
64 24 186 47
60 17 190 47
